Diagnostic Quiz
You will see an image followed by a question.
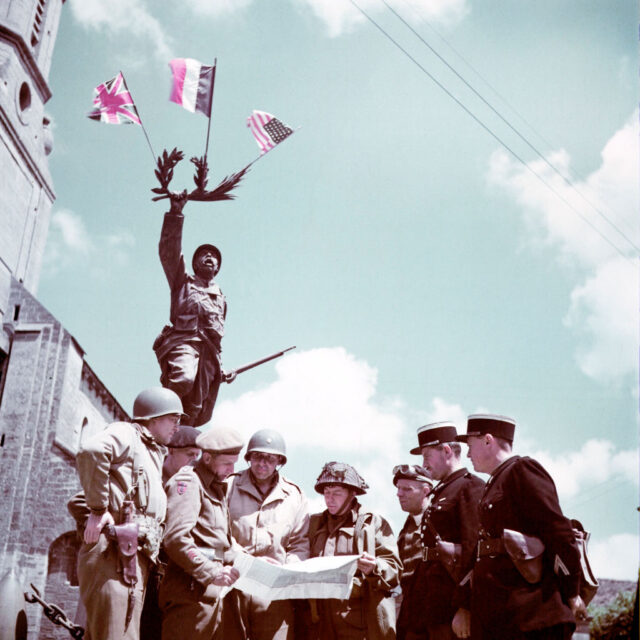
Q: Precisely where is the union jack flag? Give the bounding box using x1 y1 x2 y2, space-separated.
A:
88 72 141 125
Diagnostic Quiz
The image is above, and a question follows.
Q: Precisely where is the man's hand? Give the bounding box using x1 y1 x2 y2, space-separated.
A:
222 370 237 384
212 566 240 587
452 608 471 639
169 189 188 215
84 511 115 544
357 552 377 576
569 595 588 622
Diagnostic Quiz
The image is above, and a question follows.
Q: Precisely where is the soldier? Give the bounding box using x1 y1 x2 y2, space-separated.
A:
162 424 201 484
392 464 434 640
453 414 587 640
412 421 484 640
226 428 310 639
153 190 232 427
74 386 184 640
159 425 244 640
308 461 401 640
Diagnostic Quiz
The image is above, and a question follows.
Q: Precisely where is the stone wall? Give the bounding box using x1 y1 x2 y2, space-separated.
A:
0 278 127 638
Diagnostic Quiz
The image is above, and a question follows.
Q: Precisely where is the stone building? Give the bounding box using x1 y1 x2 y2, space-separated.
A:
0 2 127 637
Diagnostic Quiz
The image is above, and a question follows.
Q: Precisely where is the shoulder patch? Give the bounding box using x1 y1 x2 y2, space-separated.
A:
177 481 188 495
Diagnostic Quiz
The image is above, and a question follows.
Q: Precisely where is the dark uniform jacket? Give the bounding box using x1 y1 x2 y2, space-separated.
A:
418 468 484 628
470 456 581 638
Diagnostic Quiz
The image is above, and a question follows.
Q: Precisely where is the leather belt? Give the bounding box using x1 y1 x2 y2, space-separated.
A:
477 537 505 558
422 546 439 562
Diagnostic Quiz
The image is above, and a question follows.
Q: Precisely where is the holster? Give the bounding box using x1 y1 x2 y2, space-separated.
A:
105 523 140 587
502 529 544 584
434 540 463 582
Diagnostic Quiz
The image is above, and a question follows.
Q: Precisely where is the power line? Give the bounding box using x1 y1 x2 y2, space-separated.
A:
348 0 636 263
382 0 640 254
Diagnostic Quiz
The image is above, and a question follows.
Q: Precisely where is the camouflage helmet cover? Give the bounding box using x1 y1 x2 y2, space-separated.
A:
314 461 369 495
245 428 287 464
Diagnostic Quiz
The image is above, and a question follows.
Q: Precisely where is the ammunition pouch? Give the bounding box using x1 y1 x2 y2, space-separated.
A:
502 530 544 584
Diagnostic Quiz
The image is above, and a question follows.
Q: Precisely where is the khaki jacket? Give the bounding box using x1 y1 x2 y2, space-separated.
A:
162 459 236 588
226 468 310 564
76 421 166 523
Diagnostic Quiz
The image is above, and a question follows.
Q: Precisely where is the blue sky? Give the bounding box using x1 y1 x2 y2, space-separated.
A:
40 0 638 579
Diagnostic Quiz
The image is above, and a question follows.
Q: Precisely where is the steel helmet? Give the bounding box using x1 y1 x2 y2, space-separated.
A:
192 244 222 275
314 461 369 495
245 429 287 464
132 387 186 421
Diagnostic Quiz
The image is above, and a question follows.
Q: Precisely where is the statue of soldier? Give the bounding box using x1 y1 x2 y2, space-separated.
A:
153 191 232 427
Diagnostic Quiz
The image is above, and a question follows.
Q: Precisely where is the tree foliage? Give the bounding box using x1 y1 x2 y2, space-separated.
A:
589 589 636 639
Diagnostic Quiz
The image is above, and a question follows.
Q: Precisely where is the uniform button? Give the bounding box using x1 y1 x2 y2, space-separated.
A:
488 504 493 509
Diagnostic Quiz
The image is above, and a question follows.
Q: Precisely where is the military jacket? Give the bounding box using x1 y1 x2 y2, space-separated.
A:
155 212 226 359
76 421 166 524
226 468 310 564
470 455 581 637
418 467 484 625
162 459 235 587
309 501 401 640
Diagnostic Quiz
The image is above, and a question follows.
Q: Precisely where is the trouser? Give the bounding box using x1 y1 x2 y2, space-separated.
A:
159 561 243 640
317 598 367 640
426 623 455 640
77 534 149 640
237 592 294 640
158 342 221 427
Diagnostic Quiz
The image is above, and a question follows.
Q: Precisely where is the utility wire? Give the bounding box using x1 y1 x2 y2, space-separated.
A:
348 0 635 263
396 0 639 242
382 0 640 254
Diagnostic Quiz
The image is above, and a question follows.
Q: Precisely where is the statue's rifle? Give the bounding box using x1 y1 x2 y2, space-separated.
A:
223 346 296 383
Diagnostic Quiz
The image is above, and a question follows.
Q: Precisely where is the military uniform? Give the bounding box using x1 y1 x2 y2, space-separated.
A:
76 421 167 640
308 502 401 640
227 468 310 639
159 459 240 640
470 456 582 639
154 210 226 427
392 464 434 640
419 468 484 639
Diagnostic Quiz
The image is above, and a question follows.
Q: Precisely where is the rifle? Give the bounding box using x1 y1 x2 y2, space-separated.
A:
223 346 296 383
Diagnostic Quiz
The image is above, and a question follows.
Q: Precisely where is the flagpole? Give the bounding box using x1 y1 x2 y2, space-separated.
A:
120 70 157 163
203 58 217 164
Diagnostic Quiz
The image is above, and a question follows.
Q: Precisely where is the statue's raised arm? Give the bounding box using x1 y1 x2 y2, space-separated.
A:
153 192 227 427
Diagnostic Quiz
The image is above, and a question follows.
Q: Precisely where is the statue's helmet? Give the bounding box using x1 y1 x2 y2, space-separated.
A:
132 387 186 421
314 461 369 495
192 244 222 275
245 429 287 464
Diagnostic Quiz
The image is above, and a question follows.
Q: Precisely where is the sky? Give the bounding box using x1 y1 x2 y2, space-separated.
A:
39 0 638 579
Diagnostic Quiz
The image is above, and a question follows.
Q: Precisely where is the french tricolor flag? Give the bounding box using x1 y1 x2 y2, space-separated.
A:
169 58 215 117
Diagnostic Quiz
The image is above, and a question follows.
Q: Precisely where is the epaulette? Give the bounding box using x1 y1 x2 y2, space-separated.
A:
281 476 303 494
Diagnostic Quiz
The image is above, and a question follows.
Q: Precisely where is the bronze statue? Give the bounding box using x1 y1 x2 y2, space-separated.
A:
153 190 229 427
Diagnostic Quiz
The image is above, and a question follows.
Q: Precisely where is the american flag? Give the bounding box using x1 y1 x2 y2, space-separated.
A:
247 110 293 154
88 72 141 125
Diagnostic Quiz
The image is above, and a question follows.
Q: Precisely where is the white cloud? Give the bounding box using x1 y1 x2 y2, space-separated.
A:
487 112 639 385
183 0 254 17
527 439 638 501
43 209 135 277
296 0 469 37
588 533 639 580
68 0 172 61
213 347 410 530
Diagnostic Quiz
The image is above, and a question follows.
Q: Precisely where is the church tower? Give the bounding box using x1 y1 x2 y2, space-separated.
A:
0 0 64 346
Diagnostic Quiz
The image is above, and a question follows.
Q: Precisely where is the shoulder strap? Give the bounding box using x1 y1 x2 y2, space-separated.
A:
354 511 375 556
